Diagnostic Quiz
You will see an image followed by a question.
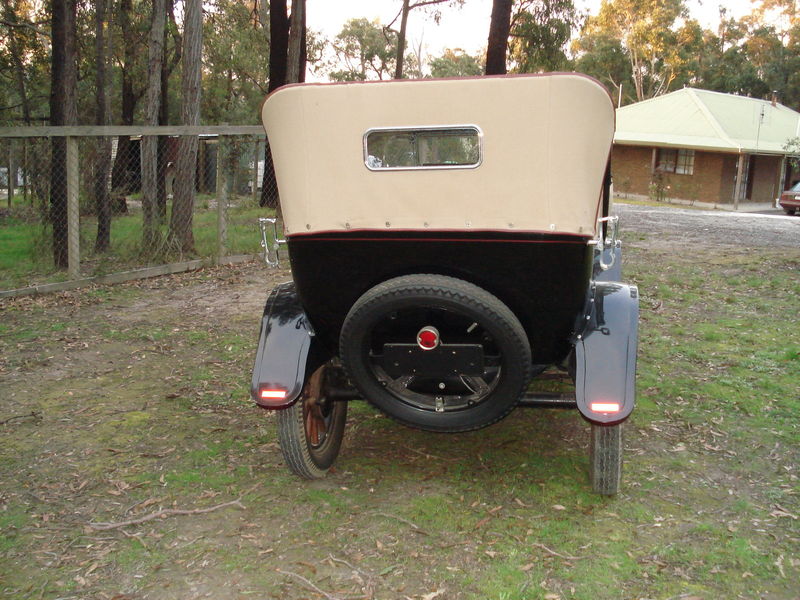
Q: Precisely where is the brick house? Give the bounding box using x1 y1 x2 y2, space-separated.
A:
612 88 800 207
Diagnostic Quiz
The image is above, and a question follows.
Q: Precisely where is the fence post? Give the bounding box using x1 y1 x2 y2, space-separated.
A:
6 140 14 208
251 139 259 206
66 136 80 278
216 134 228 259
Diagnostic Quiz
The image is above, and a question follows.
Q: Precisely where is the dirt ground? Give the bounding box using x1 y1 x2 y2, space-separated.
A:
615 203 800 248
1 208 798 600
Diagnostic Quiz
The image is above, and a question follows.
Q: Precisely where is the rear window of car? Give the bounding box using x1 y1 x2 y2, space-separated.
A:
364 126 482 171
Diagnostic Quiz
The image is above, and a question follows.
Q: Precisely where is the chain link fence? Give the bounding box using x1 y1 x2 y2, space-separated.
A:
0 126 279 295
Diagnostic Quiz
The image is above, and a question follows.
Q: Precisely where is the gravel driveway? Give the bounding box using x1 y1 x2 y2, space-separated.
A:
614 202 800 248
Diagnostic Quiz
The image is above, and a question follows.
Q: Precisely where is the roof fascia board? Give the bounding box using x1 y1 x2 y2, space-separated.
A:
613 140 787 155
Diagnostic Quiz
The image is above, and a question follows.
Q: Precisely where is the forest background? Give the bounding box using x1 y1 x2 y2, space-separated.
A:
2 0 800 130
1 0 799 276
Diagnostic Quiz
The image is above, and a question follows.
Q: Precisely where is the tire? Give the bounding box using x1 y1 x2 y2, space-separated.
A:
784 208 796 215
339 274 532 432
590 422 623 496
277 365 347 479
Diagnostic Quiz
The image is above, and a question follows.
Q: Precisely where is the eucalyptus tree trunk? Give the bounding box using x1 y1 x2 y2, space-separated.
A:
111 0 141 198
94 0 113 252
393 0 410 79
169 0 202 253
485 0 512 75
50 0 78 269
158 0 181 220
141 0 166 250
287 0 306 83
260 0 289 209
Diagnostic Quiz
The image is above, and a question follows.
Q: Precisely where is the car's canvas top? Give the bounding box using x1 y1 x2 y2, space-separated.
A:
261 73 614 238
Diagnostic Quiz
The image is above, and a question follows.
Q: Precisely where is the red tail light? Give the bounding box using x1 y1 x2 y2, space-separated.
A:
590 402 620 413
417 326 440 350
260 389 287 400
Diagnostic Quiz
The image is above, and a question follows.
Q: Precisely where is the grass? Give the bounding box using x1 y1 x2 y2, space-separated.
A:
0 192 273 290
0 237 798 599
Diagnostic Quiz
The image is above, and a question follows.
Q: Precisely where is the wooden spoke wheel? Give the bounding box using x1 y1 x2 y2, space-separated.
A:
277 364 347 479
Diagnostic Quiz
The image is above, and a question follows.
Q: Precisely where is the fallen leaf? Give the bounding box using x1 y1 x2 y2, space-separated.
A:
520 563 535 571
552 505 566 511
421 589 445 600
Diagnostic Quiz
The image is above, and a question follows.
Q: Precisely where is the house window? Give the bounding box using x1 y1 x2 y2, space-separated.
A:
657 148 695 175
364 126 482 171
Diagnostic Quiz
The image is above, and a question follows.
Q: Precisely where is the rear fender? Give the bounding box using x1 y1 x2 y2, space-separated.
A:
574 281 639 424
250 282 324 408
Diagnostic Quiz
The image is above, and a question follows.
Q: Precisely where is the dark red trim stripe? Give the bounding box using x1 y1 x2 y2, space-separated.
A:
289 236 590 245
287 228 593 241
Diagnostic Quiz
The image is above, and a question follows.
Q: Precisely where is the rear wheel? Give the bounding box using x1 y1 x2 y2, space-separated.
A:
339 274 532 432
277 364 347 479
590 422 623 496
784 208 796 215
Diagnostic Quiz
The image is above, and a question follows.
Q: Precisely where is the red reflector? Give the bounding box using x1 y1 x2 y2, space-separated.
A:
417 326 440 350
590 402 620 413
260 389 287 400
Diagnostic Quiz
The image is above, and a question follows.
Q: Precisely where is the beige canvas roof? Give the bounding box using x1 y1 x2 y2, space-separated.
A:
261 74 615 237
614 88 800 154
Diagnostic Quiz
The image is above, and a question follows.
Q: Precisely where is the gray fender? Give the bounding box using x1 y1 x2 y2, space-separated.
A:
574 281 639 424
250 282 322 408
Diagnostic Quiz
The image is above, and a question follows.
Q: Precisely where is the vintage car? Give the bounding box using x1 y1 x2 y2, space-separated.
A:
779 180 800 215
251 74 639 495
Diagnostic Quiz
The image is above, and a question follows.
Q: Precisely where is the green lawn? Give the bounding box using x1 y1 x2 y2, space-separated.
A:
0 192 272 290
0 236 797 599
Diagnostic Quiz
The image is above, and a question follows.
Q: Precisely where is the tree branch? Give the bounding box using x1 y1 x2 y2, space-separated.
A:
0 18 48 36
409 0 451 9
88 498 245 530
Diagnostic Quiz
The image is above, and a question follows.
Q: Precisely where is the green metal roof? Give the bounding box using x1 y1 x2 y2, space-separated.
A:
614 88 800 155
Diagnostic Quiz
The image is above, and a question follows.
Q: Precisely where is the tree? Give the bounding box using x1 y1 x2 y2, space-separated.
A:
169 0 203 253
578 0 686 101
573 33 633 104
93 0 113 251
141 0 166 250
330 18 398 81
387 0 463 79
430 48 483 77
49 0 78 269
269 0 290 91
259 0 290 209
287 0 307 84
486 0 513 74
158 0 181 219
110 0 148 195
0 0 34 125
509 0 580 73
203 0 273 123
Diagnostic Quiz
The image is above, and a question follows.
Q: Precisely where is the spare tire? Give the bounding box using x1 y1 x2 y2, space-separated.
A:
339 274 532 432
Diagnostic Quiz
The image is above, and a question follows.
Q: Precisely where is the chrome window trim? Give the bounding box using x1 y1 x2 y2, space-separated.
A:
363 125 484 172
